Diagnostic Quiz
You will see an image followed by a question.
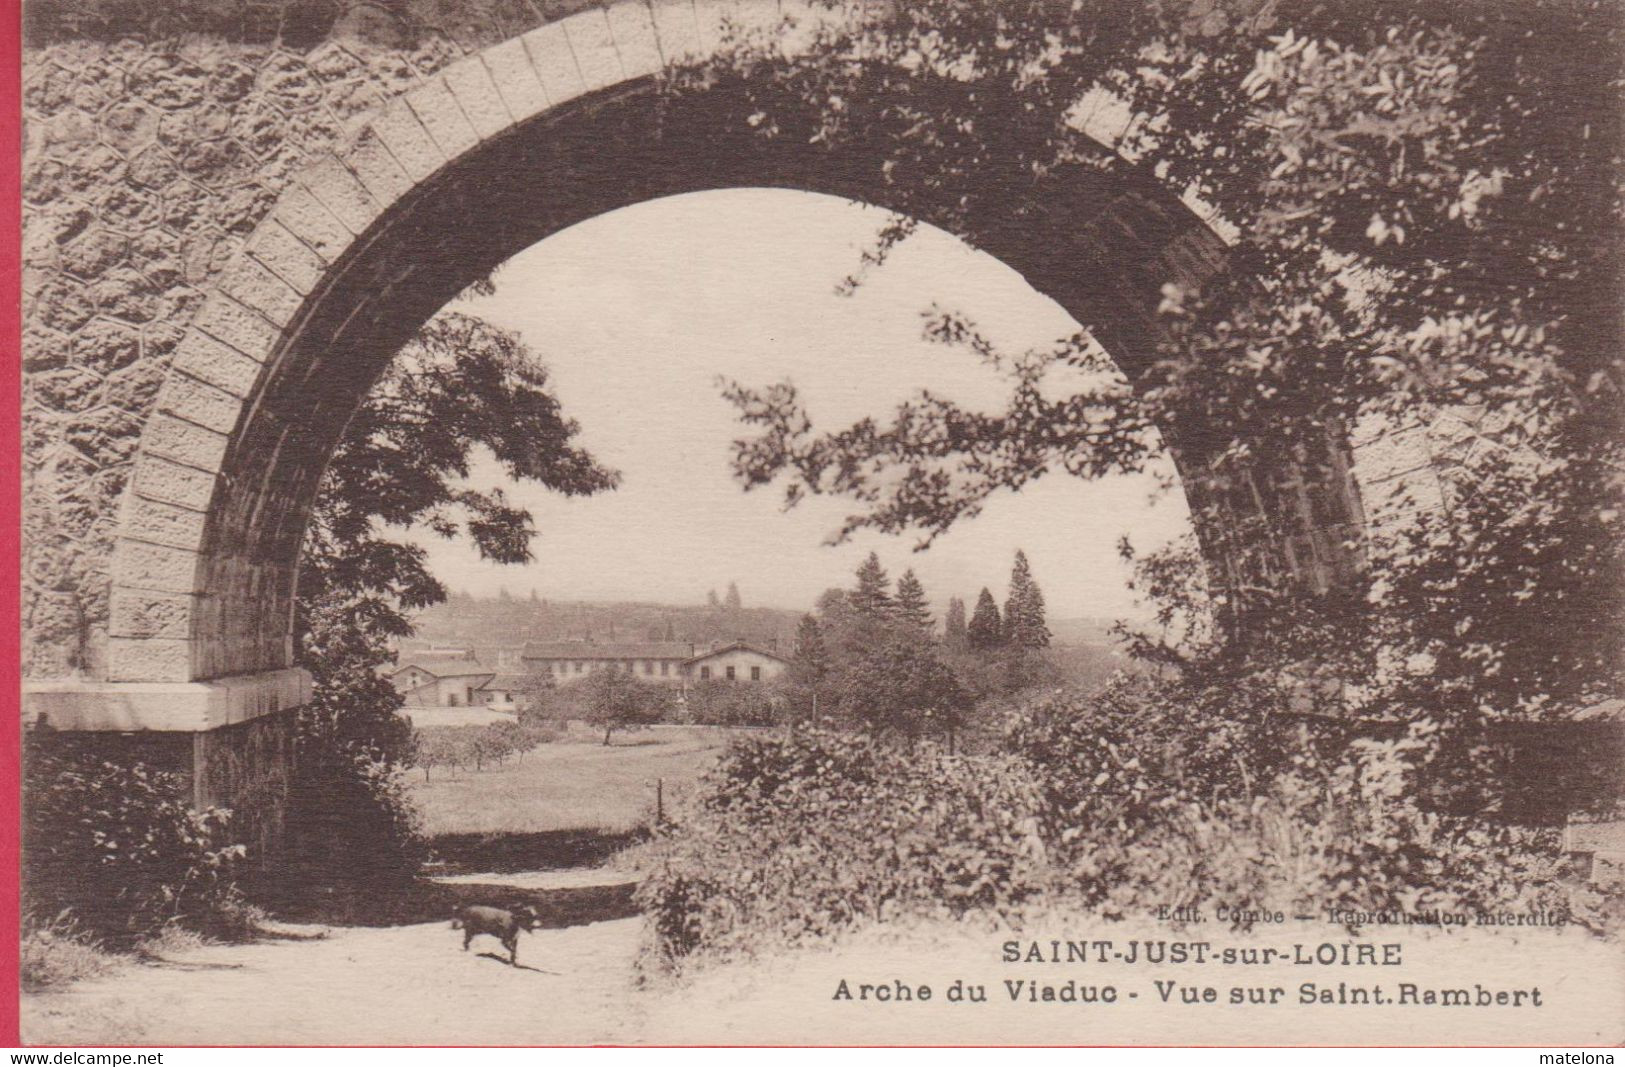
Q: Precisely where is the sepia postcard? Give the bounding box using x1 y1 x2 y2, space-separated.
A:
13 0 1625 1047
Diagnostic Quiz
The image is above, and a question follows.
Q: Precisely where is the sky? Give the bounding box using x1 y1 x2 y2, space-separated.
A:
410 188 1191 621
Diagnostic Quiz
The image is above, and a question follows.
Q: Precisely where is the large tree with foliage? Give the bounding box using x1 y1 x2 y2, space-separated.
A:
831 626 972 741
289 311 616 898
698 0 1623 725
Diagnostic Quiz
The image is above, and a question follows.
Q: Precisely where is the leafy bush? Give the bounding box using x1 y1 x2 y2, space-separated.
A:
640 679 1582 975
678 678 782 727
1006 685 1573 924
638 726 1048 968
23 744 251 948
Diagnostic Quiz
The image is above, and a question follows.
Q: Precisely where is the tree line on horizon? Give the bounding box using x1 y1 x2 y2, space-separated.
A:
781 548 1060 751
502 547 1074 749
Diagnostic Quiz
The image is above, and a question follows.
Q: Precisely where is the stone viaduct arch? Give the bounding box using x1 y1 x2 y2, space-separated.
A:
24 0 1451 855
84 0 1364 684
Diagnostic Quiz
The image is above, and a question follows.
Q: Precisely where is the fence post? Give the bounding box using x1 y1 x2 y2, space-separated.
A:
656 776 664 827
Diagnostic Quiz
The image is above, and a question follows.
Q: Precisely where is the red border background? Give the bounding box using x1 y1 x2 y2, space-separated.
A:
2 0 23 1047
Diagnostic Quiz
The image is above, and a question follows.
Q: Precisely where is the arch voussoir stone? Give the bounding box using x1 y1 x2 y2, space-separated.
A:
647 0 706 65
604 0 666 74
522 20 592 107
441 56 517 139
565 5 632 89
479 37 553 124
267 184 359 265
245 219 328 296
404 77 483 160
168 328 265 397
366 99 449 186
299 154 387 237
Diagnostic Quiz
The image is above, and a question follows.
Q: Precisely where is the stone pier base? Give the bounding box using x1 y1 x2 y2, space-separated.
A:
23 669 311 874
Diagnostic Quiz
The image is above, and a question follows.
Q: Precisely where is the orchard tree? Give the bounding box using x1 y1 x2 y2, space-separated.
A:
577 668 667 745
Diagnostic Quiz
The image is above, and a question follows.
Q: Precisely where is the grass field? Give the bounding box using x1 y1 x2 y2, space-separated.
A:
406 724 741 837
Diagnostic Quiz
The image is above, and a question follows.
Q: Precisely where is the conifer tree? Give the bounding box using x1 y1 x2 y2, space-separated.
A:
967 588 1003 651
791 614 830 681
850 552 893 619
786 613 831 721
943 596 969 652
725 582 743 612
1003 550 1051 650
894 569 932 630
1020 581 1050 650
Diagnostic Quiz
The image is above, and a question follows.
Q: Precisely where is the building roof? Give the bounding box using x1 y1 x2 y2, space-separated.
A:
391 656 495 679
685 641 789 665
408 644 475 657
523 641 695 661
483 674 530 691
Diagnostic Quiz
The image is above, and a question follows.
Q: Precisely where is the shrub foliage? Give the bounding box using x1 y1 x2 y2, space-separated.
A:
639 727 1048 963
640 680 1583 973
22 742 250 948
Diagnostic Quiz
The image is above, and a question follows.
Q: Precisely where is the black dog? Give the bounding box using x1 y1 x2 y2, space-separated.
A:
450 903 540 965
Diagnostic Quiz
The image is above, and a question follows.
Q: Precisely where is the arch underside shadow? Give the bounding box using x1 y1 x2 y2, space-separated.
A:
109 28 1364 684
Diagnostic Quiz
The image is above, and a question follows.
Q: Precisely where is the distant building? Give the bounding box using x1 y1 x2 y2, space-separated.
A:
687 641 788 685
413 644 477 660
480 645 527 670
522 640 692 683
478 674 530 712
520 639 788 690
388 655 496 708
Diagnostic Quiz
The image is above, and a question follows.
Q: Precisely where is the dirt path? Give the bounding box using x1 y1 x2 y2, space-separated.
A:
23 915 652 1045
